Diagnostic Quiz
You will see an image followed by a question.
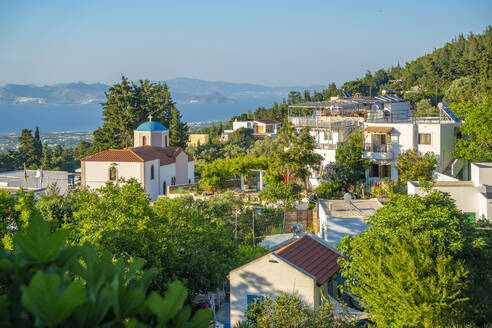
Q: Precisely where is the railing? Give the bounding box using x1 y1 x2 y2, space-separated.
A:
288 116 361 129
317 143 338 150
364 143 392 152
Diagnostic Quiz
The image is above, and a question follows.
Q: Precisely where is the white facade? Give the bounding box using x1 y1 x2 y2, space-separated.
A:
230 252 320 325
82 161 142 190
222 119 281 142
408 162 492 221
363 119 461 183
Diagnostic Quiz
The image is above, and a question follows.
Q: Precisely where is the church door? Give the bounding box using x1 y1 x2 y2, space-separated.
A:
163 181 167 195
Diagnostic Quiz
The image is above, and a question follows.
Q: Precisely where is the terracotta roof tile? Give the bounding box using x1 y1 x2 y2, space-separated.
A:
274 235 341 285
255 119 281 124
82 146 193 166
80 149 143 162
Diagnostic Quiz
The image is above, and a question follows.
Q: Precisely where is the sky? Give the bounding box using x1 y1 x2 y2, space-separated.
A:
0 0 490 87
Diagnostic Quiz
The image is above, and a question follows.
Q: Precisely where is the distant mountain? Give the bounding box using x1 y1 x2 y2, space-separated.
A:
0 78 326 105
0 82 108 105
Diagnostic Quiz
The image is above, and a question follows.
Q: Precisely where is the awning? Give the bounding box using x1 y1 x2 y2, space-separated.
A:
362 126 393 134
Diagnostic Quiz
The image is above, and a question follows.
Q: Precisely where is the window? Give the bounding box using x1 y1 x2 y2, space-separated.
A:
142 136 147 146
369 164 391 178
150 165 155 180
324 131 332 141
418 133 431 145
163 181 167 194
108 166 117 181
369 164 379 177
247 295 264 310
164 135 168 147
171 177 176 185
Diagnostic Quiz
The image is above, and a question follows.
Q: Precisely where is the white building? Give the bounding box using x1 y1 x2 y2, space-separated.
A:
229 232 343 326
408 162 492 222
0 169 78 195
221 119 281 142
363 116 461 182
81 120 194 201
289 98 463 187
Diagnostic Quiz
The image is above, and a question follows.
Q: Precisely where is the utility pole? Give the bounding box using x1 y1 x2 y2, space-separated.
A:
252 211 255 247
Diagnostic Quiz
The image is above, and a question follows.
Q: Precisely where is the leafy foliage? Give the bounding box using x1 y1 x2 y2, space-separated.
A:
338 192 492 327
395 149 437 184
243 293 354 328
0 215 212 327
452 94 492 161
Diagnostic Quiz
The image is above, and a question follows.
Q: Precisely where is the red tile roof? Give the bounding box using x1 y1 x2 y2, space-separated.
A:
81 146 194 166
274 235 341 285
80 149 144 162
255 119 281 124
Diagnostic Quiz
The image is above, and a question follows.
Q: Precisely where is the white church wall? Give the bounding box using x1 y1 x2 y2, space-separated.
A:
83 161 141 190
188 161 195 184
160 163 176 194
175 152 189 185
144 159 160 201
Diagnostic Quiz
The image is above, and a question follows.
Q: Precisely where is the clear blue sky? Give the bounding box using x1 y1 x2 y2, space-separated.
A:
0 0 490 86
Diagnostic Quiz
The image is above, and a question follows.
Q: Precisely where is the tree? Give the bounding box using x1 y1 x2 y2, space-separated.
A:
227 128 255 148
169 107 189 148
33 126 43 161
396 149 437 184
330 132 369 187
91 76 180 152
444 77 480 104
0 215 211 327
259 174 301 209
338 192 491 327
152 196 237 294
18 129 39 167
416 98 435 114
453 95 492 161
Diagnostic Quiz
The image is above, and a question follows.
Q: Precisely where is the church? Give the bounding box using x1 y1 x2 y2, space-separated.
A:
80 118 194 201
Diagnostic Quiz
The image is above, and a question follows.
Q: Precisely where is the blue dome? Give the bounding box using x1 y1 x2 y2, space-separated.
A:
136 121 168 131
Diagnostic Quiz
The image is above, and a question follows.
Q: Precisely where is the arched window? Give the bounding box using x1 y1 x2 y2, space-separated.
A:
164 135 168 147
109 166 117 181
163 181 167 195
142 136 147 146
150 164 154 180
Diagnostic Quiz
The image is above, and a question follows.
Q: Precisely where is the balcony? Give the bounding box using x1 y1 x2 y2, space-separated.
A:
363 143 393 160
317 143 338 150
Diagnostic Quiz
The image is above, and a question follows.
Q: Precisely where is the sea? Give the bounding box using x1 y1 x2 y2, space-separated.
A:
0 97 281 134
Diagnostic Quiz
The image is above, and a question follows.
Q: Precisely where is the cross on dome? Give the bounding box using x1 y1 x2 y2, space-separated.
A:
148 113 153 121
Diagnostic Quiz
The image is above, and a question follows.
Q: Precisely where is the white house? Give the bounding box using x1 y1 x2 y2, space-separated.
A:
229 232 342 325
81 119 194 201
289 98 463 187
363 117 461 182
221 119 281 142
408 162 492 222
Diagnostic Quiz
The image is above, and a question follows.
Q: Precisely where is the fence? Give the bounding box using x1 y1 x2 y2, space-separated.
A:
284 209 319 234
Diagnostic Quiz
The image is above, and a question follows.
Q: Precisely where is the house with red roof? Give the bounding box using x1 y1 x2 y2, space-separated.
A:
80 118 194 201
229 232 343 325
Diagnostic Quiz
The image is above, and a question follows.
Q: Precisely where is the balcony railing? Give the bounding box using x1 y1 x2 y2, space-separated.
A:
317 143 338 150
364 143 392 152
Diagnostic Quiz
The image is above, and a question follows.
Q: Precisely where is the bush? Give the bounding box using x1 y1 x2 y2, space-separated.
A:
0 216 212 327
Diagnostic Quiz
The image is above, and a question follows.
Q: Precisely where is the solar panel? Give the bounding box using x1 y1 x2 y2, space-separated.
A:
443 107 460 122
343 90 352 98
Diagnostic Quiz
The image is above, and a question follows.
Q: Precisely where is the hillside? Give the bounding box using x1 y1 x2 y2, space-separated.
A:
0 78 326 105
